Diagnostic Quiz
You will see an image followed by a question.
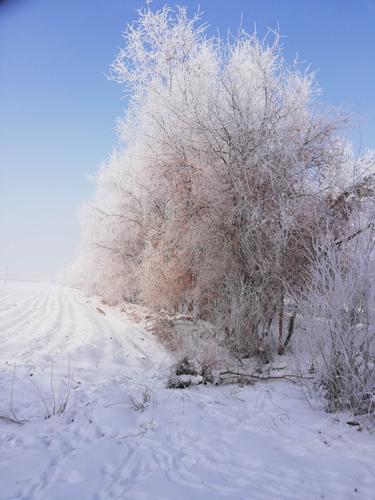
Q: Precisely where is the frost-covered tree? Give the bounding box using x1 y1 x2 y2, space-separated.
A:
67 6 374 356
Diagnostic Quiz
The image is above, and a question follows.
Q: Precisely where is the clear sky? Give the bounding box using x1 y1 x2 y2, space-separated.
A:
1 0 374 282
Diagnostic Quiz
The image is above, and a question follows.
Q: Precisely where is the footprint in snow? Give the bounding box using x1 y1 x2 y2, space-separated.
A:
64 470 86 484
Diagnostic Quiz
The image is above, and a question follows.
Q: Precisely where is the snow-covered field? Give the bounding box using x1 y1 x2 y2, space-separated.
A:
0 281 374 500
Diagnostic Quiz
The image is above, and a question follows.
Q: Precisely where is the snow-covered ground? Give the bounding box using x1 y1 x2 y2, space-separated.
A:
0 281 374 500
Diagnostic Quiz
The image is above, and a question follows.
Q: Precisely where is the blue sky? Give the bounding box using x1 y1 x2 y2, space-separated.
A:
0 0 374 281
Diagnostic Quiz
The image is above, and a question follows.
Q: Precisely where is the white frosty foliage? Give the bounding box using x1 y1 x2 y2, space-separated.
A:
65 6 375 362
299 230 375 416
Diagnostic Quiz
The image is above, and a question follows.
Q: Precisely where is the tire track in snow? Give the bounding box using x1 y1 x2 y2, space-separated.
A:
25 289 67 358
0 292 46 335
0 293 54 357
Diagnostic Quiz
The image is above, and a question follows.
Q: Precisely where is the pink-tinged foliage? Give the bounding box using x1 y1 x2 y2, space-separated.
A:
66 5 375 357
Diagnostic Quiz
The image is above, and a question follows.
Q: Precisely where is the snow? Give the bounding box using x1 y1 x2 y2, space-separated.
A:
0 281 374 499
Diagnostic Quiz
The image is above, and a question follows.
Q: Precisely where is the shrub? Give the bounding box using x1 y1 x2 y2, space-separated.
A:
299 230 375 417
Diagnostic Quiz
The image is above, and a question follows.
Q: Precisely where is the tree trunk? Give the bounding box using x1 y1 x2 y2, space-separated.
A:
278 308 296 355
277 293 284 354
